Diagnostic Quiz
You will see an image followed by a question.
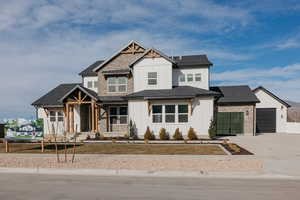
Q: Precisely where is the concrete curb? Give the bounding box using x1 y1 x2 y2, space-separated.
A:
0 167 298 180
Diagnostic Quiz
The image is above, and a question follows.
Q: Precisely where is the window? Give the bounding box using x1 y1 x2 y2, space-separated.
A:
179 74 185 82
195 73 201 82
109 106 128 124
87 81 93 88
152 105 162 123
148 72 157 85
187 74 193 82
107 77 127 93
57 111 64 122
49 111 56 122
178 104 188 123
165 105 175 123
93 81 98 88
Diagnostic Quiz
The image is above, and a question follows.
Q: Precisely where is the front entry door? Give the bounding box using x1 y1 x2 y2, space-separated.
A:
217 112 244 136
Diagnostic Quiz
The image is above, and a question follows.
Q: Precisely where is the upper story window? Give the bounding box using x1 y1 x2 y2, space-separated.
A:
107 77 127 93
87 80 98 90
187 74 193 82
87 81 93 88
179 74 185 82
148 72 157 85
195 73 201 82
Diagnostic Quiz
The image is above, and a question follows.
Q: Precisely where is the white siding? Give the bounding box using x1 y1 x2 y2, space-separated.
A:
172 67 209 90
286 122 300 134
37 108 64 135
255 89 288 133
128 97 214 138
83 76 98 93
133 58 173 92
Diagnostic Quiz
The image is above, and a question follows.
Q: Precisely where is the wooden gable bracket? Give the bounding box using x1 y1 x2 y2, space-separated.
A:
144 49 162 59
147 101 152 116
121 42 145 54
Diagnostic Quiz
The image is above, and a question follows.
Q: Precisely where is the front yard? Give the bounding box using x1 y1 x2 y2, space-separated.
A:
0 143 226 155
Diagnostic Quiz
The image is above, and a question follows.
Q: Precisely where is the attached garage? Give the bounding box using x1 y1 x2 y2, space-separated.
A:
217 112 244 135
253 86 290 133
256 108 276 133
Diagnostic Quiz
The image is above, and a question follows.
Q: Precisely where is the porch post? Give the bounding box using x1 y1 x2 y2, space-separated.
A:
66 103 69 133
91 100 95 132
95 104 99 132
70 105 74 133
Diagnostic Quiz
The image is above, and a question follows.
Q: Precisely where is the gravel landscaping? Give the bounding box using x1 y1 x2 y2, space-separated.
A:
0 156 263 172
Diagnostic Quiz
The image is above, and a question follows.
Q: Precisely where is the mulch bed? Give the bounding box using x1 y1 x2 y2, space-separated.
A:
221 143 253 155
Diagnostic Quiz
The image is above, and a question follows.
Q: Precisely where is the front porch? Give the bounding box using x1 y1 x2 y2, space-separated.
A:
61 85 128 137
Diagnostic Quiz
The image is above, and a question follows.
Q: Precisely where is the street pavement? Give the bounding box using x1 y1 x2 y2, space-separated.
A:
0 173 299 200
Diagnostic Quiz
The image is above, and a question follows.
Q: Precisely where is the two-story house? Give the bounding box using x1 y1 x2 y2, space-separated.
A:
32 40 291 138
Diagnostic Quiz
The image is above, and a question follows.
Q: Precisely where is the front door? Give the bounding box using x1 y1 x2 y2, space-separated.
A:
217 112 244 136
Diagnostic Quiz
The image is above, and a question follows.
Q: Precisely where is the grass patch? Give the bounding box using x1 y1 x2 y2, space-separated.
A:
0 143 226 155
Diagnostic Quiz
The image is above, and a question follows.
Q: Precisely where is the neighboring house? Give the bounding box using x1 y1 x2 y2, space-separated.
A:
32 41 295 137
19 124 36 132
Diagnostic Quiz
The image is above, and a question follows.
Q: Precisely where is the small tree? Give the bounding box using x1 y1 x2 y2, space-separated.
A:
173 128 183 140
144 126 155 140
159 128 169 140
187 127 198 140
208 118 217 139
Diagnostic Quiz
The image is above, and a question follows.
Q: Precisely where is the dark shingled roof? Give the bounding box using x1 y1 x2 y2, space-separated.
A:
102 69 130 75
172 55 213 67
253 86 291 107
124 86 220 100
211 85 260 104
79 60 104 77
32 83 80 107
98 96 126 103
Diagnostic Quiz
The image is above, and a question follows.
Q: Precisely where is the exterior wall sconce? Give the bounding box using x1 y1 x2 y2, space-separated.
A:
246 110 249 116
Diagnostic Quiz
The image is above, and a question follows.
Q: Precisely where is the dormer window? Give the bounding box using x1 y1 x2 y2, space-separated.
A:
187 74 193 82
195 73 201 82
107 77 127 93
148 72 157 85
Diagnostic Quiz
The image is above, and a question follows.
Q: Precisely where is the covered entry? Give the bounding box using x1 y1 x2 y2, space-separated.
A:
256 108 276 133
217 112 244 136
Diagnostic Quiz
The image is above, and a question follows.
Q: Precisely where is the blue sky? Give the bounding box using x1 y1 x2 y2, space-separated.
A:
0 0 300 118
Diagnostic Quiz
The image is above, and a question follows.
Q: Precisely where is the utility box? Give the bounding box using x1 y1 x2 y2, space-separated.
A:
0 124 5 138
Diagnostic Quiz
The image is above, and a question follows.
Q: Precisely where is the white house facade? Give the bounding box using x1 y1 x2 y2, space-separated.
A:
32 41 296 138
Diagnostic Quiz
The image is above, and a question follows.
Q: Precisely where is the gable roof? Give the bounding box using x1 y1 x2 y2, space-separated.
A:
172 55 213 67
79 60 104 77
211 85 260 104
124 86 220 100
32 83 80 107
93 41 146 72
59 85 98 102
129 48 177 67
253 86 291 107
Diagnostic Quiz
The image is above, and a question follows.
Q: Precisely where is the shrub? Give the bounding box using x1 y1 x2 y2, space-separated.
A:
187 127 198 140
159 128 169 140
208 118 217 139
173 128 183 140
144 126 155 140
123 134 129 140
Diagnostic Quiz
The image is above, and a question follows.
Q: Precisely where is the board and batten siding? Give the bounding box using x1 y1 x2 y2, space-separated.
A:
133 57 173 92
37 107 65 135
128 97 214 138
254 89 288 133
172 67 209 90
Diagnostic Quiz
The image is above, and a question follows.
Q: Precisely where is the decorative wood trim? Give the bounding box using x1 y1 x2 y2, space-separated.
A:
121 42 145 54
144 49 161 58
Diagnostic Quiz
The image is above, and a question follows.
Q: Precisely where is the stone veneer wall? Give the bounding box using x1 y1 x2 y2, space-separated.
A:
217 104 256 136
98 53 143 96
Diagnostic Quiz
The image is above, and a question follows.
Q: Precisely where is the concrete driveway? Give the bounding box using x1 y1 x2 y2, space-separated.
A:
226 133 300 176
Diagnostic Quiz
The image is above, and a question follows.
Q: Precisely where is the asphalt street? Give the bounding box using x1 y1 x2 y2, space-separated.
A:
0 173 299 200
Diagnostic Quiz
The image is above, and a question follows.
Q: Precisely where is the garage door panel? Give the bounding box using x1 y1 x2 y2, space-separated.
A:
256 108 276 133
217 112 244 136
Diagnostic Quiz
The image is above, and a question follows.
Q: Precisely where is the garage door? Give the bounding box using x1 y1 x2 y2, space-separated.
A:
256 108 276 133
217 112 244 136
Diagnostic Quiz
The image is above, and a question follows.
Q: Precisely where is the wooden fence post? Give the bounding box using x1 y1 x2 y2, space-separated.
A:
41 140 44 153
5 140 9 153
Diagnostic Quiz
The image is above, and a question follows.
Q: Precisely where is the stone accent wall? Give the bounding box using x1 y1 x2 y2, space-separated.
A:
217 104 256 136
98 53 143 96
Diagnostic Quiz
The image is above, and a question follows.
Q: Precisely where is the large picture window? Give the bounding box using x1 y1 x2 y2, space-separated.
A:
165 105 175 123
109 106 128 125
178 104 189 123
152 104 189 123
107 77 127 93
148 72 157 85
152 105 162 123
